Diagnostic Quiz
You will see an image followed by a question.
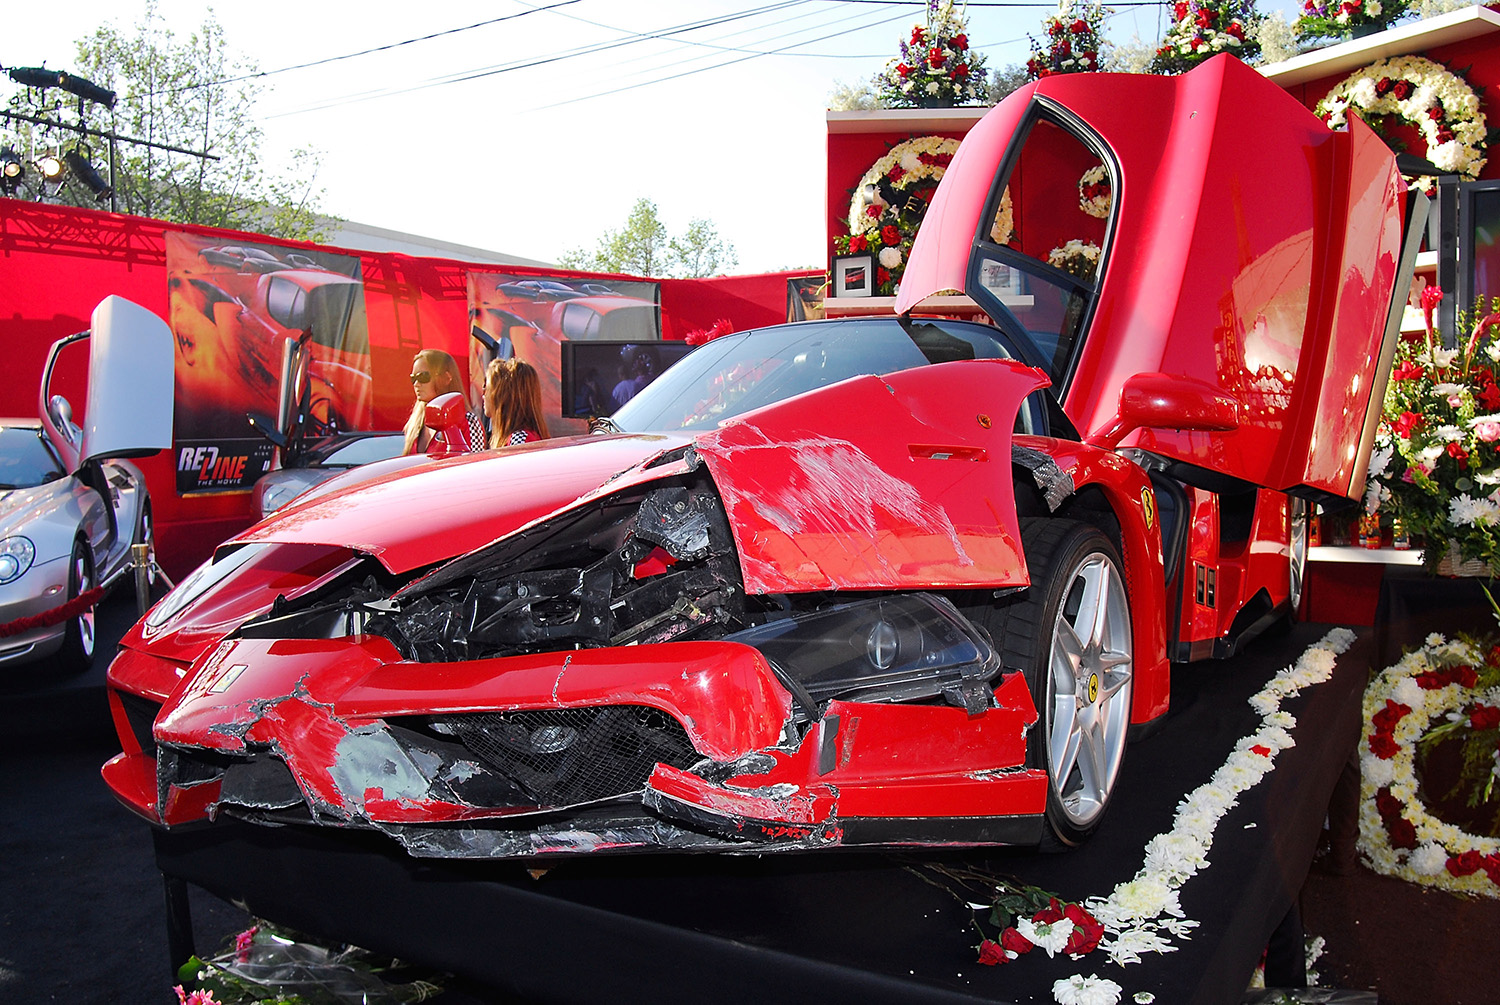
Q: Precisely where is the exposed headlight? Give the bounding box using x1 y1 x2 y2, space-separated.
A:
725 594 1000 711
258 481 307 517
0 536 35 584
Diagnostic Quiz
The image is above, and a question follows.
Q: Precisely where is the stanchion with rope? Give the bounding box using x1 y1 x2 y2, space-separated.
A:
131 542 173 616
0 547 173 638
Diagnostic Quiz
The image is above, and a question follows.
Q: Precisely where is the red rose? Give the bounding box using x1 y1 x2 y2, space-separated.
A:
1447 850 1484 876
953 33 969 50
1394 411 1423 439
876 267 891 285
1376 77 1393 95
1189 37 1203 51
1392 80 1414 100
1001 927 1034 955
928 47 945 68
977 939 1007 966
1368 732 1399 759
1057 39 1072 57
1226 22 1244 39
1390 818 1418 850
1416 670 1449 690
1483 853 1500 887
1027 57 1043 76
1071 19 1088 33
888 165 906 183
1375 788 1403 820
953 63 970 80
881 225 900 246
1031 898 1066 925
1447 442 1469 464
864 205 882 219
1195 8 1215 28
849 234 868 253
1083 50 1097 66
1470 704 1500 730
896 62 910 78
911 26 925 45
1062 903 1104 955
1175 2 1188 20
1455 664 1479 688
1392 360 1425 381
1373 699 1412 731
1049 20 1066 36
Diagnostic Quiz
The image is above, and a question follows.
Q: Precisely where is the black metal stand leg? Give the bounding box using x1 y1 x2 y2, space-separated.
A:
163 873 196 978
1264 899 1306 989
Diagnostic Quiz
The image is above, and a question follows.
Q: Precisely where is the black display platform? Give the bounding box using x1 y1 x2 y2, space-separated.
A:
154 622 1368 1005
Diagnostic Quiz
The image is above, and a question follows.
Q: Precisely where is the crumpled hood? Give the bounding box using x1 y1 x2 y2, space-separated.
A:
236 433 692 574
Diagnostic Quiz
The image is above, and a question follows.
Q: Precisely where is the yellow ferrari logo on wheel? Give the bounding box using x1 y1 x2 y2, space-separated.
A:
1088 673 1100 703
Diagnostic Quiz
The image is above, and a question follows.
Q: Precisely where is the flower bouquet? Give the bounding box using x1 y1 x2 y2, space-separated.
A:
1148 0 1259 75
1046 239 1102 279
1296 0 1410 45
1026 1 1107 80
1368 289 1500 572
876 0 989 108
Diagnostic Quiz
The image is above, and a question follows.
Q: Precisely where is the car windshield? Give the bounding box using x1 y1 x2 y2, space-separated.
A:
612 318 1028 433
0 426 65 489
318 434 404 467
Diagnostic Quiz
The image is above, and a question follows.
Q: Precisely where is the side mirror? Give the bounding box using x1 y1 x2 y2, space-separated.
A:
1087 372 1239 450
424 392 473 458
48 395 80 445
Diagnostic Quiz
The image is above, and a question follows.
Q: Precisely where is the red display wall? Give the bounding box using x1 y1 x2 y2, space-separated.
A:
0 199 816 577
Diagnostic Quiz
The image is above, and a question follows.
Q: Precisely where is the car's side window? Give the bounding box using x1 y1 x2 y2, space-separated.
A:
968 111 1115 390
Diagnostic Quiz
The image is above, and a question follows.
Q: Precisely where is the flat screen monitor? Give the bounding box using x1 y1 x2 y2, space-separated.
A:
561 339 695 418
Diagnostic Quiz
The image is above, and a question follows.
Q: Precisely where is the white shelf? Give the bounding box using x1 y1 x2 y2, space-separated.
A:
826 107 990 135
1258 6 1500 87
1309 544 1423 565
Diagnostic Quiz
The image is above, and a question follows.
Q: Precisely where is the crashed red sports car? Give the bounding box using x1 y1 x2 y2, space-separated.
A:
104 57 1421 857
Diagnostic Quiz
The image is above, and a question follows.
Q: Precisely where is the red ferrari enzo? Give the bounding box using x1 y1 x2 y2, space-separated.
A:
103 56 1421 857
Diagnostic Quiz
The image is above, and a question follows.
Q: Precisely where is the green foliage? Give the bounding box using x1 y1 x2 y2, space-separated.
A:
2 3 331 241
560 198 738 278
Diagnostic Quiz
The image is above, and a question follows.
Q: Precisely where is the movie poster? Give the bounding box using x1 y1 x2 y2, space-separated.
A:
165 233 373 494
465 273 661 437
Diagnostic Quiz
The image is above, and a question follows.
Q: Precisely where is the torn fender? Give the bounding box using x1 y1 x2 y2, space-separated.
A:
696 358 1048 594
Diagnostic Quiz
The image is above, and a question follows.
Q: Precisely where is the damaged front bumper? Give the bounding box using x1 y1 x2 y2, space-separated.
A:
103 621 1047 858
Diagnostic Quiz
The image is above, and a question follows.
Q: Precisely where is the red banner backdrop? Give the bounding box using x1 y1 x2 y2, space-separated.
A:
0 198 817 578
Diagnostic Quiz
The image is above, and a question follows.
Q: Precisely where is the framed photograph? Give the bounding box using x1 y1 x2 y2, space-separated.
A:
831 254 874 298
979 257 1024 299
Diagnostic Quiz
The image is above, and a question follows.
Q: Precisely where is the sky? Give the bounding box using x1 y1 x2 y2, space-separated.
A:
5 0 1307 275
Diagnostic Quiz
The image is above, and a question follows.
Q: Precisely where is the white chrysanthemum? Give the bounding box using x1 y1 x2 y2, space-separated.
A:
878 246 903 269
1409 842 1449 875
1053 973 1123 1005
1098 926 1177 965
1429 347 1460 368
1363 754 1396 788
1434 423 1465 441
1142 832 1209 883
1019 915 1075 957
1391 676 1427 711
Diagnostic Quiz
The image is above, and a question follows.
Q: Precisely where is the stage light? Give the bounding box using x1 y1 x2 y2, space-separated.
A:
6 66 115 108
35 153 65 182
0 148 22 196
64 148 111 200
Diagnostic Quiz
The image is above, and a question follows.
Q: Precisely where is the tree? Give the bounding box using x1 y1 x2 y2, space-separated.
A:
2 4 330 241
560 198 738 278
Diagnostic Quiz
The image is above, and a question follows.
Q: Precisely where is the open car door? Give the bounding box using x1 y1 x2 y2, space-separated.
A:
897 55 1425 504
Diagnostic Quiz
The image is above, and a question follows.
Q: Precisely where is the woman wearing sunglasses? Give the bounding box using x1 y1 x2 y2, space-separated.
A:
402 349 486 455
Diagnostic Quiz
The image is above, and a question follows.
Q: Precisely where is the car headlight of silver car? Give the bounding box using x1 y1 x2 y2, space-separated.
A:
0 536 36 584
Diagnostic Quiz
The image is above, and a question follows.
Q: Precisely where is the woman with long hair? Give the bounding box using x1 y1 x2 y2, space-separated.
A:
485 358 550 448
403 349 485 455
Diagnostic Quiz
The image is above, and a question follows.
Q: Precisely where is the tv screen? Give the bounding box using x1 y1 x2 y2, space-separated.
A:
561 339 695 418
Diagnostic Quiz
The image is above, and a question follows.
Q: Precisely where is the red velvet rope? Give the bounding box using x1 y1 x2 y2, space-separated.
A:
0 586 105 639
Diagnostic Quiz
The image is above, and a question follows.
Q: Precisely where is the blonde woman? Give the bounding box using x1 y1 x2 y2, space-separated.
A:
403 349 485 455
484 358 550 448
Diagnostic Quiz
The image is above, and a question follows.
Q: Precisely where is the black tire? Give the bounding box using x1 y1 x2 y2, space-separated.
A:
57 539 97 675
976 518 1134 849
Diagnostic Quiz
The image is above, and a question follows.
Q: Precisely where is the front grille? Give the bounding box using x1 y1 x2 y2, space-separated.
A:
116 691 161 757
433 705 699 808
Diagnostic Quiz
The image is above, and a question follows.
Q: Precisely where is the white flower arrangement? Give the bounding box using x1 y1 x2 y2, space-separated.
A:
847 135 961 237
1078 165 1112 220
1357 633 1500 897
991 187 1015 245
1053 973 1123 1005
1316 56 1487 189
1047 239 1103 279
1085 629 1356 964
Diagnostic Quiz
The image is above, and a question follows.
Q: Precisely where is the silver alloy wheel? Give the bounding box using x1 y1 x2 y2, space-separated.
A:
72 546 95 660
1288 497 1308 615
1043 551 1133 830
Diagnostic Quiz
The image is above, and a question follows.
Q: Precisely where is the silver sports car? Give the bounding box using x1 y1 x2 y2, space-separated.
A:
0 297 173 672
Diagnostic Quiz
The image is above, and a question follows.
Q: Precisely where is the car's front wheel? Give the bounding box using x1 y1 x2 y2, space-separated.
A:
987 519 1134 848
58 538 97 675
